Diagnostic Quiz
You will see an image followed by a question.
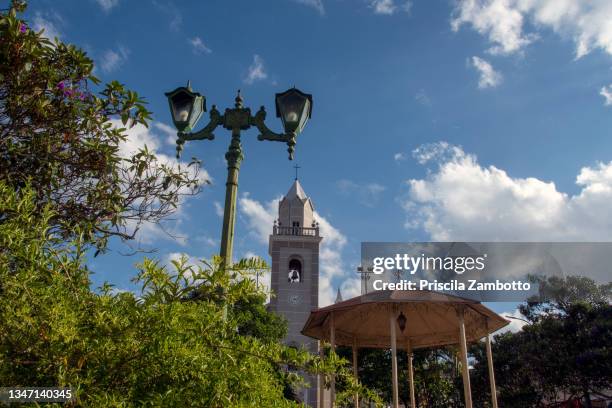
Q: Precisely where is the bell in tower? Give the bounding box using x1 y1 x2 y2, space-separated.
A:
268 178 322 406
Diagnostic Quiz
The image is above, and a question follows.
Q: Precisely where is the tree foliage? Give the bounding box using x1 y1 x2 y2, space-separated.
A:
0 183 381 407
471 276 612 408
0 1 203 252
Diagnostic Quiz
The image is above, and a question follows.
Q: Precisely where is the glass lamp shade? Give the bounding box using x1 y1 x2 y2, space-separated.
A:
164 85 205 133
275 88 312 135
397 312 407 332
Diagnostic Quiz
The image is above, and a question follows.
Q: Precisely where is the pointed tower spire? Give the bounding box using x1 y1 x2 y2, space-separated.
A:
335 288 343 303
285 179 307 201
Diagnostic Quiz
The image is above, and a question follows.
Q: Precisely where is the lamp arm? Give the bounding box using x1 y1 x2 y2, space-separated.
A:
175 106 223 158
251 106 297 160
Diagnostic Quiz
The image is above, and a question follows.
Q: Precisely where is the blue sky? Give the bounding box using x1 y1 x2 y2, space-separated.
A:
24 0 612 319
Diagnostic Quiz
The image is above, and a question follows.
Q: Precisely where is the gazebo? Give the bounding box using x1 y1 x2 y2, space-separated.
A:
301 289 510 408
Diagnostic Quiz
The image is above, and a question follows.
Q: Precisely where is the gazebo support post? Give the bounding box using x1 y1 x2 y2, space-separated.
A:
390 310 399 408
319 342 325 408
485 321 499 408
458 307 473 408
407 340 416 408
330 312 336 408
352 338 359 408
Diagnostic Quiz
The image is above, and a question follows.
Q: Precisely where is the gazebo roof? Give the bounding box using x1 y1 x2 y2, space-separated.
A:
301 289 509 349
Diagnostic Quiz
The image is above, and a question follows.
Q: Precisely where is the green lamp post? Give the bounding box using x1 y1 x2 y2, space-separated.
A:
165 82 313 267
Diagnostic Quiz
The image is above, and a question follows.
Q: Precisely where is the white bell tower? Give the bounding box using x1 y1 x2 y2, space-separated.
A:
268 179 322 406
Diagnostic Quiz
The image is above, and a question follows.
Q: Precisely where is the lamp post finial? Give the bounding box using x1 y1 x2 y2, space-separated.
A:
235 89 243 108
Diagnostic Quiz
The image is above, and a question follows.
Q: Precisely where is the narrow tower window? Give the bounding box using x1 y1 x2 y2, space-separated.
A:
288 259 302 283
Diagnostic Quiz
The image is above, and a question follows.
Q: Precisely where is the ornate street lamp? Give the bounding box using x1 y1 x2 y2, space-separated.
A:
275 87 312 135
165 82 313 267
164 81 205 133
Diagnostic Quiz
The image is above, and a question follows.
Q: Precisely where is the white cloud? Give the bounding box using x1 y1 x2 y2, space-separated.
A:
244 54 268 85
32 11 62 41
214 201 224 218
110 119 211 245
402 141 612 241
153 122 178 146
153 1 182 32
166 251 201 267
471 56 503 89
293 0 325 15
497 309 529 334
600 84 612 106
238 193 279 244
394 152 406 162
369 0 412 15
114 119 210 186
412 141 463 165
164 252 206 282
415 89 432 106
238 193 349 306
194 235 217 247
96 0 119 12
188 36 212 55
100 46 129 73
452 0 612 59
336 180 386 206
242 251 260 260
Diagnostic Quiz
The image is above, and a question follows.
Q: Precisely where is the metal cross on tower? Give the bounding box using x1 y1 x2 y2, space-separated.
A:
294 164 301 180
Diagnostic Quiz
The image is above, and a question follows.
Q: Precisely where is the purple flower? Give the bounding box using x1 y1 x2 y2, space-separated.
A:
57 81 65 90
19 23 27 33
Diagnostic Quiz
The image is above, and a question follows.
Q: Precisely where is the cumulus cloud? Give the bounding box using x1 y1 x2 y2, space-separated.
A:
153 122 178 146
412 141 464 165
166 251 201 268
293 0 325 15
111 119 210 245
100 46 129 73
600 84 612 106
470 56 503 89
244 55 267 85
96 0 119 12
369 0 412 15
497 309 529 334
32 11 62 41
394 152 406 162
336 179 386 206
402 141 612 241
452 0 612 59
238 194 279 244
188 36 212 55
238 192 349 306
163 252 208 283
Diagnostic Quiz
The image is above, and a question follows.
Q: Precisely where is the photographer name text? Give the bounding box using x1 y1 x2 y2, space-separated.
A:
373 279 531 291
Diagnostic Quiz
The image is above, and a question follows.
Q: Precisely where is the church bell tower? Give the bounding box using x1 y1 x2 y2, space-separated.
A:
268 178 322 406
